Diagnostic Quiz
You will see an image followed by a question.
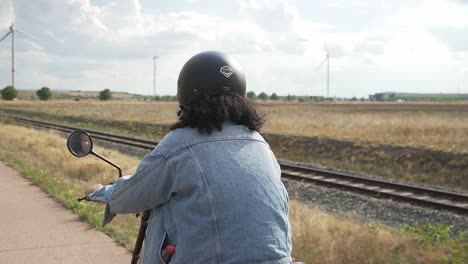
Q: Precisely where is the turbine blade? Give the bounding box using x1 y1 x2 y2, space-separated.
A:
15 28 37 40
316 56 328 71
324 42 330 54
0 31 12 42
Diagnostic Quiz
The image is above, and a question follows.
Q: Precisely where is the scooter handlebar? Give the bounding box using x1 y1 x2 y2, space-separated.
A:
77 196 91 202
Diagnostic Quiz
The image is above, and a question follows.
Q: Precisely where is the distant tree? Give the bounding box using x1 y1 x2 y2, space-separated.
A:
36 87 53 100
258 92 268 101
98 88 112 101
285 94 296 101
246 91 256 100
1 85 17 100
160 95 178 101
270 93 279 100
351 96 358 101
309 96 325 102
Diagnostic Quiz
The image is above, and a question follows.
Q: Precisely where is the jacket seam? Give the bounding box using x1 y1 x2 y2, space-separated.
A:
156 144 169 157
110 155 166 201
190 146 223 264
165 137 269 159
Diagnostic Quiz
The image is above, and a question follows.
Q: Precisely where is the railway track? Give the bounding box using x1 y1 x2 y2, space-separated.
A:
8 115 468 215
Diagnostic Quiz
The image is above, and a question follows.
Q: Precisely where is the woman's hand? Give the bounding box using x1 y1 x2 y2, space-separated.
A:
85 184 104 202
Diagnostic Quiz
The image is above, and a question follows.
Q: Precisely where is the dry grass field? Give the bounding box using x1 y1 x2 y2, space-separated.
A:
0 124 463 264
1 100 467 153
2 99 468 191
261 101 468 153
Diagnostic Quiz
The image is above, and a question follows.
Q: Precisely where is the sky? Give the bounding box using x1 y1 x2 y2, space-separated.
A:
0 0 467 98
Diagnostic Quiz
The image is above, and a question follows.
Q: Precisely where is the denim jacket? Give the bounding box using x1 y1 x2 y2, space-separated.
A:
89 122 292 264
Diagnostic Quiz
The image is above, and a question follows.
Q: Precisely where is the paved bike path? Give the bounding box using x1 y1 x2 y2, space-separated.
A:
0 161 132 264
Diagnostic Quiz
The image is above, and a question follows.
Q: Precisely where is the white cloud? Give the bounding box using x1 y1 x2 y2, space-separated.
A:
431 26 468 54
380 2 392 10
0 0 15 27
386 0 468 28
327 2 341 8
239 0 298 32
1 0 468 96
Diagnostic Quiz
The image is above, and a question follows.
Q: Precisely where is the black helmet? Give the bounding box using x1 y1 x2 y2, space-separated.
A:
177 51 246 106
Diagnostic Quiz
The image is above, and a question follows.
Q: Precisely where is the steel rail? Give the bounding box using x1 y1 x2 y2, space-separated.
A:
280 162 468 215
10 116 155 149
9 115 468 215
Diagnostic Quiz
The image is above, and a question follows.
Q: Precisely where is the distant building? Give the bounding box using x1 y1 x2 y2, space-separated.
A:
369 92 468 101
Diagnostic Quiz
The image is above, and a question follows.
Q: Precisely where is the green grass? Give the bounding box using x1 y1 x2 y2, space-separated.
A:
400 224 468 264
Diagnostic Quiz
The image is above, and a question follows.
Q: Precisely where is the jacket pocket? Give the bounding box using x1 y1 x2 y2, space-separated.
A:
158 232 172 264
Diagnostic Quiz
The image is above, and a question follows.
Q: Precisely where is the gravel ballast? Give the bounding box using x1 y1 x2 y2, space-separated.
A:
283 178 468 234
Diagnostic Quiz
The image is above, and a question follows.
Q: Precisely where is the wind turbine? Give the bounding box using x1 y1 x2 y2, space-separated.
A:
317 46 330 98
153 55 158 99
0 23 16 87
0 22 36 88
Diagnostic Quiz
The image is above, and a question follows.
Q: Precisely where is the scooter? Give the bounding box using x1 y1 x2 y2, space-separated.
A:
67 130 149 264
67 130 304 264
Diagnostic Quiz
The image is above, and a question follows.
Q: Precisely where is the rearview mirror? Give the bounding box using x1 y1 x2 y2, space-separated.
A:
67 130 93 157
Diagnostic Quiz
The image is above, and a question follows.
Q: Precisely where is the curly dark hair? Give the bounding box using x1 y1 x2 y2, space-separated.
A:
170 93 265 134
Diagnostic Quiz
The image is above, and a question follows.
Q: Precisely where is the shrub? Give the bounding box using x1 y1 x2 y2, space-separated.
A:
1 85 17 100
98 89 112 101
258 92 269 101
36 87 53 100
285 94 296 101
246 91 256 100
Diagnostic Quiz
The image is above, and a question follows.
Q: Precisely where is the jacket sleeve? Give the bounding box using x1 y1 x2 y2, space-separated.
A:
89 145 175 226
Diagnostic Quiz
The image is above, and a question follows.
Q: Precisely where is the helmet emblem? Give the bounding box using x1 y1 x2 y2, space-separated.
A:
220 66 234 78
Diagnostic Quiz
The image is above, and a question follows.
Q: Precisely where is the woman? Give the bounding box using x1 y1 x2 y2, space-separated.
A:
87 51 292 264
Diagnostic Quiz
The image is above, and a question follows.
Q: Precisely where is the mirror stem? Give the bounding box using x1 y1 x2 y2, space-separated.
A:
91 150 123 178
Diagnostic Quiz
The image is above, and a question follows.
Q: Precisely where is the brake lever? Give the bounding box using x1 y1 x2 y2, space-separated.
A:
77 196 91 202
